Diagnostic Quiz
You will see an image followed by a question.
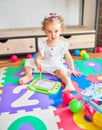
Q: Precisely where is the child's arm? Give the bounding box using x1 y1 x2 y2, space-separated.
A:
35 49 43 72
65 50 80 76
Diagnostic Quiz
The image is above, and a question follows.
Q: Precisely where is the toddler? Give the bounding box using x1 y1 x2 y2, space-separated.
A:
19 13 80 92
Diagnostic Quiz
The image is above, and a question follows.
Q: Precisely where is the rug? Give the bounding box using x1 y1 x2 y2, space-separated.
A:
0 58 102 130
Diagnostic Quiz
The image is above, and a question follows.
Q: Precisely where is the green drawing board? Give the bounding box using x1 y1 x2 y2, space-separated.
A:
28 78 61 94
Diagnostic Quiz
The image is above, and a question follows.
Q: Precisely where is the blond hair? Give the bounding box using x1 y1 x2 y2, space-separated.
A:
41 13 65 31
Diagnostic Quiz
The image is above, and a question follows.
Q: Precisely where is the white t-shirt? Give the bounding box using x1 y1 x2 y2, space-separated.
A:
38 39 68 64
25 39 69 75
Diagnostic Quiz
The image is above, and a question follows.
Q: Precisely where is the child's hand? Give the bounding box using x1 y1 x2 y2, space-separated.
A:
69 69 81 77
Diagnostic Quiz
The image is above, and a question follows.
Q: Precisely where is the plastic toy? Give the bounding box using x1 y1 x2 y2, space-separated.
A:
81 83 102 113
32 52 38 58
82 53 89 60
62 92 74 104
22 58 27 66
80 50 86 56
83 102 96 119
10 55 18 62
93 110 102 128
96 46 102 53
73 49 80 56
69 99 82 113
28 78 61 94
26 53 33 58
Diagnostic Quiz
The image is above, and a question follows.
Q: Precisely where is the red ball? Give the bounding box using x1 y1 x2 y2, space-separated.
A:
26 54 33 58
96 46 102 52
62 92 74 104
10 55 18 62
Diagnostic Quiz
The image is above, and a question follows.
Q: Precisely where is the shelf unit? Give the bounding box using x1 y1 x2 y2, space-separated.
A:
0 0 100 56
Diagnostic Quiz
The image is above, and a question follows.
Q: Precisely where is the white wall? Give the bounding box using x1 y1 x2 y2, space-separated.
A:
0 0 96 29
83 0 96 29
0 0 80 29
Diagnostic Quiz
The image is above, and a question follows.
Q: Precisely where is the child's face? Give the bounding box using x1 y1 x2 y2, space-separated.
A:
44 22 62 42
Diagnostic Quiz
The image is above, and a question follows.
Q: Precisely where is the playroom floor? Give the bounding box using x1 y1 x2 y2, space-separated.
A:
0 51 102 68
1 50 102 130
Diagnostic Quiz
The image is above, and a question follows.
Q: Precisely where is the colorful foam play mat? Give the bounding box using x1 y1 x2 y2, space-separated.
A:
0 58 102 130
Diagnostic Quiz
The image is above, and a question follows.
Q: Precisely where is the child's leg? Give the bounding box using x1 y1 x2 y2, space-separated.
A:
54 69 75 92
19 66 33 85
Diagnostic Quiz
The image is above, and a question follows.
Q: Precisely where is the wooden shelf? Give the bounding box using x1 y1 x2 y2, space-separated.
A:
0 25 96 55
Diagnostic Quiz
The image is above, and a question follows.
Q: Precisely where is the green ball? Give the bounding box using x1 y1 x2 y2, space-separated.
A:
69 99 82 113
82 53 89 60
22 58 27 66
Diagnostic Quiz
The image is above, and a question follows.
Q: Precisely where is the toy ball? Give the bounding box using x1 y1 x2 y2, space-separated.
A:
80 50 87 56
32 52 38 58
82 53 89 60
69 99 82 113
96 46 102 53
93 111 102 128
62 92 74 104
84 102 96 119
26 53 33 58
73 49 80 56
10 55 18 62
22 58 27 66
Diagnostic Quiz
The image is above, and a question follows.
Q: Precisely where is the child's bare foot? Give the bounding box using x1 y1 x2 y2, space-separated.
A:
19 75 33 85
62 84 75 93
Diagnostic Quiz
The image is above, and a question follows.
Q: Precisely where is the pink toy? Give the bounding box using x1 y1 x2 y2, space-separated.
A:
92 99 99 105
96 46 102 52
10 55 18 62
83 102 96 119
26 54 33 58
62 92 74 104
